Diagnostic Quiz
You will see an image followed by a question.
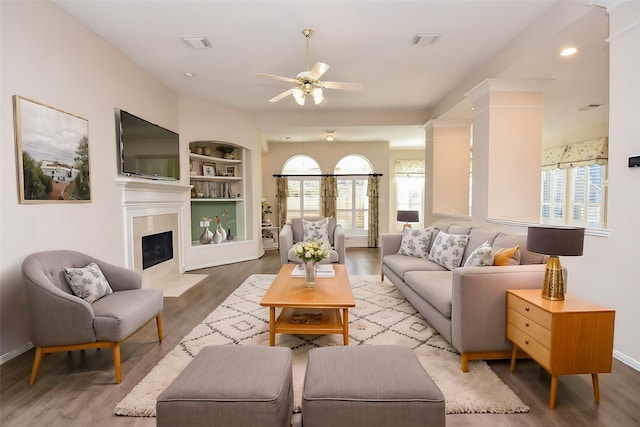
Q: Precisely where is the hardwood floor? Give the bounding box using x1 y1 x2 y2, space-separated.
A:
1 248 639 426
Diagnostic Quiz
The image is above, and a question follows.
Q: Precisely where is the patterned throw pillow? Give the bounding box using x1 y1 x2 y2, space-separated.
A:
463 241 494 267
493 246 521 266
398 227 434 259
428 231 470 270
63 262 113 303
302 218 331 246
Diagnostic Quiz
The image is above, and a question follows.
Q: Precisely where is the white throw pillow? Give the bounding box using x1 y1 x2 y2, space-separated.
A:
302 218 331 246
428 231 470 270
398 227 434 259
463 241 494 267
63 262 113 303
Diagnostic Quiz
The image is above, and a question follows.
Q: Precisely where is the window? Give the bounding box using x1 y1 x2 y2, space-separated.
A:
395 160 424 224
334 155 373 236
282 155 321 221
540 164 606 225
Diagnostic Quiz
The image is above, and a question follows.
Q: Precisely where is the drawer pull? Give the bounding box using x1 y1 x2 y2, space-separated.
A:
525 322 530 327
525 340 529 345
525 306 530 312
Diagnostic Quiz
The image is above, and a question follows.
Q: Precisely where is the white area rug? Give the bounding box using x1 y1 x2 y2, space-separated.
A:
115 274 529 416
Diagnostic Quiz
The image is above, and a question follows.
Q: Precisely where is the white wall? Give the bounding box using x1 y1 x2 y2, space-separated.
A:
178 96 262 269
562 0 640 368
0 1 179 357
0 1 262 360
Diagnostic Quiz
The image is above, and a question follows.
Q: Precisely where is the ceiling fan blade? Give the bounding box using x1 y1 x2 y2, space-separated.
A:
268 88 295 103
257 73 297 84
308 62 330 80
321 80 363 91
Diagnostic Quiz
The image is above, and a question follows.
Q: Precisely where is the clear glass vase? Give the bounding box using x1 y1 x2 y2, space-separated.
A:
304 261 316 287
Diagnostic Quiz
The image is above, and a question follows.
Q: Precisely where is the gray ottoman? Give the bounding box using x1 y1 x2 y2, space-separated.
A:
302 345 445 427
156 346 293 427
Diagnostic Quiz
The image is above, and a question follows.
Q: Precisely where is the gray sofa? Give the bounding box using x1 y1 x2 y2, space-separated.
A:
381 222 548 372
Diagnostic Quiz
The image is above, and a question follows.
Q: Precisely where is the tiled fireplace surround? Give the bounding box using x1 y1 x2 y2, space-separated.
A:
117 178 205 296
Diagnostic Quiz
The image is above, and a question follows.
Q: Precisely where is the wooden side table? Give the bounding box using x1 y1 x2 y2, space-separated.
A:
506 289 615 410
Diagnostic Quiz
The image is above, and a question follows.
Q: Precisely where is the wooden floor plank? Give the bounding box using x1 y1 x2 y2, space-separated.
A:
1 248 638 426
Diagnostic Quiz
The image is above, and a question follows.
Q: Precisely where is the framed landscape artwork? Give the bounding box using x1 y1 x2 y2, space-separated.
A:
13 96 91 203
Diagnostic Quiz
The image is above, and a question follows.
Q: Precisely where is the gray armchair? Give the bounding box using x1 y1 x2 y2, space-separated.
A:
279 217 346 265
22 250 164 385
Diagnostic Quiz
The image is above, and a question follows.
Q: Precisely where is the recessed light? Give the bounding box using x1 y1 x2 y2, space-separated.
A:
560 47 578 56
325 131 336 142
183 72 195 78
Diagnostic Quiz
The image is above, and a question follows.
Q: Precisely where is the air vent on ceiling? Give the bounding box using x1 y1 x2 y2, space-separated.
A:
411 33 441 45
181 36 212 49
578 103 602 111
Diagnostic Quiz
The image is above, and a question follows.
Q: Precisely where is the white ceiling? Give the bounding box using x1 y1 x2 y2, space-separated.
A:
53 0 609 149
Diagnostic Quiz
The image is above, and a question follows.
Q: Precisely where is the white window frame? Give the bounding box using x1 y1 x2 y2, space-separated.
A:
540 164 607 226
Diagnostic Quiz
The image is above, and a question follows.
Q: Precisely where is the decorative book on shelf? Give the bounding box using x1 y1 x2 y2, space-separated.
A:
290 264 335 278
290 312 322 325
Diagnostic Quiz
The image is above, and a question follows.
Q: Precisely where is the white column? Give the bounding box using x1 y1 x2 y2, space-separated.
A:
465 79 549 220
424 120 472 218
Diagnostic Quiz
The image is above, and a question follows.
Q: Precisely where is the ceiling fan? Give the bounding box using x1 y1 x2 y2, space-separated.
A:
257 28 362 106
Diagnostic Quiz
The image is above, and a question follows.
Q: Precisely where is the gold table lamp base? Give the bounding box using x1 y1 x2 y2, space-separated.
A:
542 256 565 301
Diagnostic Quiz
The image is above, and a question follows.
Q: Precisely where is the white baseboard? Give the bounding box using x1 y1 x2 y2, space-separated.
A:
0 342 33 365
614 349 640 371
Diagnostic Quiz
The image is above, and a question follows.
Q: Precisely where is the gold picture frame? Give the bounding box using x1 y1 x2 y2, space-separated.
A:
13 96 91 203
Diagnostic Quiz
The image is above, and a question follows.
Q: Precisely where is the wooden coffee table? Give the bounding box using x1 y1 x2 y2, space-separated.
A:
260 264 355 346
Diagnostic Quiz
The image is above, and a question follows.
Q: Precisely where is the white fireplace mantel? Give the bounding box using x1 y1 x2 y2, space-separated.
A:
116 176 191 277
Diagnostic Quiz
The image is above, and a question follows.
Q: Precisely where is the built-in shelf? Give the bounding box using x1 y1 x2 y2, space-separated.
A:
191 198 244 202
189 141 245 247
189 175 242 181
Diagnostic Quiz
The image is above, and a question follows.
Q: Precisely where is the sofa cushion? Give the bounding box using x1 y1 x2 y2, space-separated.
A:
404 271 454 318
63 262 113 303
382 254 447 279
302 218 331 246
493 246 521 266
397 227 434 259
462 228 501 265
494 233 545 265
463 241 494 267
292 217 336 246
428 231 470 271
447 225 475 235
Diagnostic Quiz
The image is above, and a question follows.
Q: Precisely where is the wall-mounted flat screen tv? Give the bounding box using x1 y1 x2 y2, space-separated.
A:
115 109 180 180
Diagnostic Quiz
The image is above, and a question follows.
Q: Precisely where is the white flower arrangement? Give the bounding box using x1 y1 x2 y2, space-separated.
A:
293 240 329 263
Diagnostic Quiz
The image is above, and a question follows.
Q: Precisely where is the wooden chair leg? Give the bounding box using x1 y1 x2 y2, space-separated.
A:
112 343 122 384
29 347 44 385
156 313 164 342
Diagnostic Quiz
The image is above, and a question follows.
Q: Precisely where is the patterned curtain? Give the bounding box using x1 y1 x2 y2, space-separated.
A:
542 137 608 170
367 175 380 248
275 176 288 228
321 175 337 218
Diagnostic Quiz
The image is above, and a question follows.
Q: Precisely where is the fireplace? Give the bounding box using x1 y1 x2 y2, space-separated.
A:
142 231 173 270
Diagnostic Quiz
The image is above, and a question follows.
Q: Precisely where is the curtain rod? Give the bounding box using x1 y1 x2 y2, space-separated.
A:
273 173 383 178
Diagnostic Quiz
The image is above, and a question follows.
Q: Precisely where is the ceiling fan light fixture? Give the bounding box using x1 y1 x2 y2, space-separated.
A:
293 87 305 105
312 87 324 105
325 131 335 142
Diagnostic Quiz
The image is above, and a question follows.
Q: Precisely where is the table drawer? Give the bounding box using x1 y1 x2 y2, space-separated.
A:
508 308 551 348
508 293 551 329
507 323 551 369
